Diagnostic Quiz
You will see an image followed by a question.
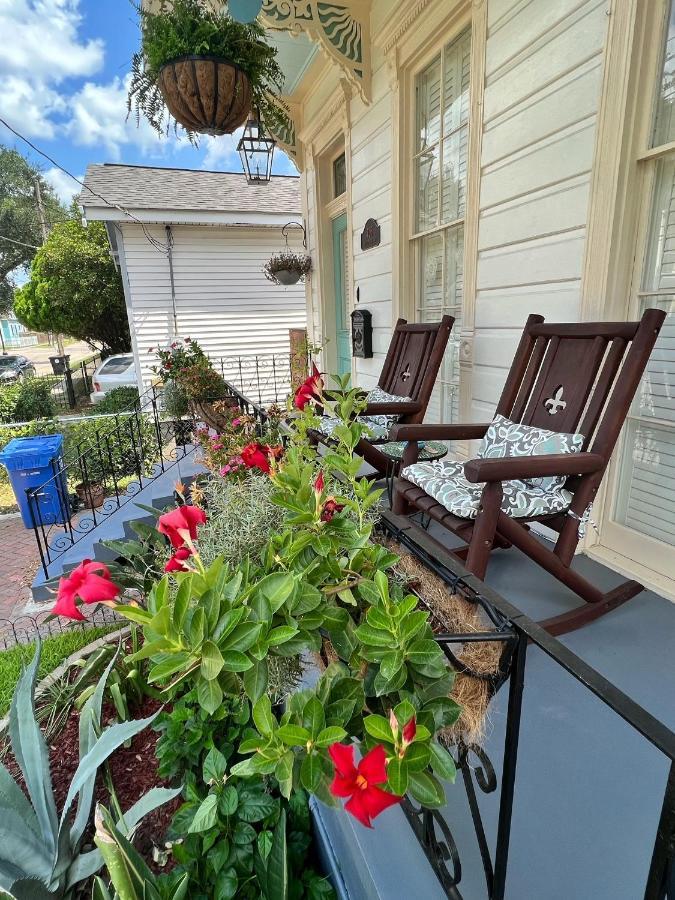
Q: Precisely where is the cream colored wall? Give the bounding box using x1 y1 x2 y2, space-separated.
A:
297 0 610 408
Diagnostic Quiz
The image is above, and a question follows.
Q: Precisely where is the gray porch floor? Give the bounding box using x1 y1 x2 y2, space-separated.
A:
313 518 675 900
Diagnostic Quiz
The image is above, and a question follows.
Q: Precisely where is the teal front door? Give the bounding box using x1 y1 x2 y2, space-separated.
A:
332 213 351 376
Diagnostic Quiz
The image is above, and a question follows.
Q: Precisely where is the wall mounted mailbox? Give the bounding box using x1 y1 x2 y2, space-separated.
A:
351 308 373 358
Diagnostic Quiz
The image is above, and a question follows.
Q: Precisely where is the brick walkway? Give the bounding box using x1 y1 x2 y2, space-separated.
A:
0 514 41 620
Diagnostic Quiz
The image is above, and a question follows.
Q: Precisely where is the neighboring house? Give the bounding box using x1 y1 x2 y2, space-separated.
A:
79 164 307 396
0 315 37 350
255 0 674 597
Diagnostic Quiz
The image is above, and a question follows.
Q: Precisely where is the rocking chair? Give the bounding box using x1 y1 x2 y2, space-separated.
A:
312 316 454 478
391 310 666 635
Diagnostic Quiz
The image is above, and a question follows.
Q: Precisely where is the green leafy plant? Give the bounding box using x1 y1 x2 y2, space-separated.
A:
0 642 180 898
151 337 206 383
177 359 229 401
91 387 141 415
128 0 285 140
0 376 55 423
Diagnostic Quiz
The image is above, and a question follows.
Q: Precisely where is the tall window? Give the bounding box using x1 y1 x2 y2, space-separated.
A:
412 28 470 423
614 4 675 549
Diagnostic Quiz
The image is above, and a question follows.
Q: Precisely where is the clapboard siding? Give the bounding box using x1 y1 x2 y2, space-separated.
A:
472 0 609 418
119 224 306 384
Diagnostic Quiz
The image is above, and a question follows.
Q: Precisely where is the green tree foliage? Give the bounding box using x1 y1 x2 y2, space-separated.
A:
0 147 66 314
14 220 131 354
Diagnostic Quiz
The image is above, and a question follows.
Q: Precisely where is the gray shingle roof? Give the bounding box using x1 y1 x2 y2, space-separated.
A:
79 164 300 215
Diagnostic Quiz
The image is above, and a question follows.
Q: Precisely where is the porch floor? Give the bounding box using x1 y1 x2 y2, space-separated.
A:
314 511 674 900
418 521 674 899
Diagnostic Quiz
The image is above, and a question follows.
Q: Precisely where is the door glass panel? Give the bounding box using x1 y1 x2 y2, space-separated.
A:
333 153 346 198
652 1 675 147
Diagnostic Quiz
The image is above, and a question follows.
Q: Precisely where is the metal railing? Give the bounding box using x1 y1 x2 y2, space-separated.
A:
380 510 675 900
0 604 120 650
211 353 294 408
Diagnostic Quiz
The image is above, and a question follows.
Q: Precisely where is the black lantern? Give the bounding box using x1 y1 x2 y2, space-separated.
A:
237 112 275 182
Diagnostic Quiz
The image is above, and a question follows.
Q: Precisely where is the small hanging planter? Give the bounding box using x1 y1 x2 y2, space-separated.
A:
157 56 251 136
264 222 311 286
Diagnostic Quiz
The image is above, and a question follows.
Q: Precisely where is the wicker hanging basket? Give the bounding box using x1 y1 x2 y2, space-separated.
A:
157 55 252 135
189 398 239 433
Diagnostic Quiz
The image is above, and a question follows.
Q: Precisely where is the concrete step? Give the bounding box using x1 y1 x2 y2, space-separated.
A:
31 449 207 603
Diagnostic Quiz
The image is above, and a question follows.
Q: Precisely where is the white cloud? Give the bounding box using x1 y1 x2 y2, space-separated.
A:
66 74 189 160
0 0 104 137
43 166 82 206
201 131 243 171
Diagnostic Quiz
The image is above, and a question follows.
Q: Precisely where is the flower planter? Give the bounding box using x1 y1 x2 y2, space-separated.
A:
189 397 239 434
74 481 105 509
157 55 252 136
274 268 303 286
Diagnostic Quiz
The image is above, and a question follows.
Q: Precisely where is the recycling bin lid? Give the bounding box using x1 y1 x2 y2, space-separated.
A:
0 434 64 470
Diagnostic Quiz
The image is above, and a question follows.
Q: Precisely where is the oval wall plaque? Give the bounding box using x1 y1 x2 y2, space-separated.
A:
360 218 381 251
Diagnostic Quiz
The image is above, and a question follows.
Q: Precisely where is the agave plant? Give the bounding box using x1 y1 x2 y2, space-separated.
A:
92 805 189 900
0 641 181 899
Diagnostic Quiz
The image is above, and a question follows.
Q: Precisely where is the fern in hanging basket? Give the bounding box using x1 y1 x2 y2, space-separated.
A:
263 249 312 286
127 0 286 138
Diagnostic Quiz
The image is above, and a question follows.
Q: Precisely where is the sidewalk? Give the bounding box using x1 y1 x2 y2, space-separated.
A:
0 514 41 620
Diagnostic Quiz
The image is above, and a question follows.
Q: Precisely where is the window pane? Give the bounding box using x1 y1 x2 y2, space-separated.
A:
415 146 440 232
652 1 675 147
441 131 468 223
443 30 471 136
420 232 444 311
416 58 441 152
642 157 675 292
333 153 346 197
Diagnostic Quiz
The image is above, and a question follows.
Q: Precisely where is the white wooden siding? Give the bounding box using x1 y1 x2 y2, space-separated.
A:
119 223 306 387
472 0 609 420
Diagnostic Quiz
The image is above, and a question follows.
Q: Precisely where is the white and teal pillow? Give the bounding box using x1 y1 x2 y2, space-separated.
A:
365 387 412 430
476 414 584 492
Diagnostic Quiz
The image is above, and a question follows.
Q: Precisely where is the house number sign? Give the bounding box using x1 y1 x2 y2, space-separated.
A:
360 218 381 251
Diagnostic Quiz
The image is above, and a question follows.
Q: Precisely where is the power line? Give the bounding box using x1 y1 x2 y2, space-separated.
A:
0 234 40 250
0 116 169 254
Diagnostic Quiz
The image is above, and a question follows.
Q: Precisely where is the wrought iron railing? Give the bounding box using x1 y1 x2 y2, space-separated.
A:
211 353 294 408
380 510 675 900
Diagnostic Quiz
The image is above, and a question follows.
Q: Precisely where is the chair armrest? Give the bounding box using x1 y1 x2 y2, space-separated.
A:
389 423 491 441
362 400 422 416
463 452 605 484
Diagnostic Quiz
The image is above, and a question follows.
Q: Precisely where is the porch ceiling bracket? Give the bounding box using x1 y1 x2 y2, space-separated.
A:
266 98 302 169
261 1 372 103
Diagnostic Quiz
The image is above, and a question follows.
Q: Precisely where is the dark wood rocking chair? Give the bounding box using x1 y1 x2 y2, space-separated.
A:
391 309 666 635
312 316 454 479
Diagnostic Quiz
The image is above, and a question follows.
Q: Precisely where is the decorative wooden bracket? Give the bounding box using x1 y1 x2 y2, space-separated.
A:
261 1 371 104
266 98 302 169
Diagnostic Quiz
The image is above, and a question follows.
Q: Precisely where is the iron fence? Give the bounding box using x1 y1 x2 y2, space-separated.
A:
381 509 675 900
0 604 121 650
211 353 294 408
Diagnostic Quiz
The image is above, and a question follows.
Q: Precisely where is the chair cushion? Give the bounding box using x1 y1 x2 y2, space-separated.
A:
476 414 584 492
318 416 389 440
365 387 412 429
401 459 573 520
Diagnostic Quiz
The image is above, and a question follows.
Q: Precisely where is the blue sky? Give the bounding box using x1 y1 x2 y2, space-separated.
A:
0 0 296 207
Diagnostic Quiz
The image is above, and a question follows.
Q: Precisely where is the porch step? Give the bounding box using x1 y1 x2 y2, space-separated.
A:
30 450 207 603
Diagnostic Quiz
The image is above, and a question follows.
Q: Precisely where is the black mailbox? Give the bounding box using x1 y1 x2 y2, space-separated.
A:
351 309 373 359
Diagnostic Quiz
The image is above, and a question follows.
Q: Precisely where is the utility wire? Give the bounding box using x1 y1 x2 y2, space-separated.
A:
0 116 169 254
0 234 40 250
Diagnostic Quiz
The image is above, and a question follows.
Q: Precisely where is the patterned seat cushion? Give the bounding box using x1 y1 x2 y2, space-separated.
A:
476 415 584 492
318 416 389 440
318 387 412 441
401 459 573 520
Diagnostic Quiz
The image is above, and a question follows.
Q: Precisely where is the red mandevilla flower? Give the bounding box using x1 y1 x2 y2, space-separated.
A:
320 497 345 522
314 471 325 495
328 743 402 828
402 715 417 746
294 363 323 410
157 505 206 549
52 559 120 621
241 442 272 474
164 546 192 573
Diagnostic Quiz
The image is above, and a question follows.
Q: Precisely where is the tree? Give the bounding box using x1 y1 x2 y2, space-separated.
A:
14 220 131 354
0 147 66 309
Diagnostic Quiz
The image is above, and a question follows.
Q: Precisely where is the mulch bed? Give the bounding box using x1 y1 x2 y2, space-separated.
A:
3 695 180 868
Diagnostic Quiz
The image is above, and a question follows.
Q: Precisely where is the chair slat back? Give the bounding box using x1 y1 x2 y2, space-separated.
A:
496 310 666 463
378 316 454 422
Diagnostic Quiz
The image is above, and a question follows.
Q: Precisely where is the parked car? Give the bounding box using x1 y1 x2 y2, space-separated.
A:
90 354 138 402
0 354 36 383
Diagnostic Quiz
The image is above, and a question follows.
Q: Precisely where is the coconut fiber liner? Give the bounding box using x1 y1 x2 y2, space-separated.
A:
378 537 504 745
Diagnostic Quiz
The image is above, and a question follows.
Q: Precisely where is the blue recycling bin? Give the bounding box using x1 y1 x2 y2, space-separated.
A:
0 434 69 528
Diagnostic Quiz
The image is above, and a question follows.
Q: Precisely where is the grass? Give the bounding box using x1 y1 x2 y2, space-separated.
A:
0 482 17 514
0 625 116 718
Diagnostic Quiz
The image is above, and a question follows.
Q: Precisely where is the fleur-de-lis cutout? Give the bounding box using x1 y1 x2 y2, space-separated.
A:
544 386 567 415
400 364 411 382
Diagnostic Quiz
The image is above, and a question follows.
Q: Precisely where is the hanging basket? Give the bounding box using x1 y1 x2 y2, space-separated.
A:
189 398 239 433
157 55 252 136
274 269 303 286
